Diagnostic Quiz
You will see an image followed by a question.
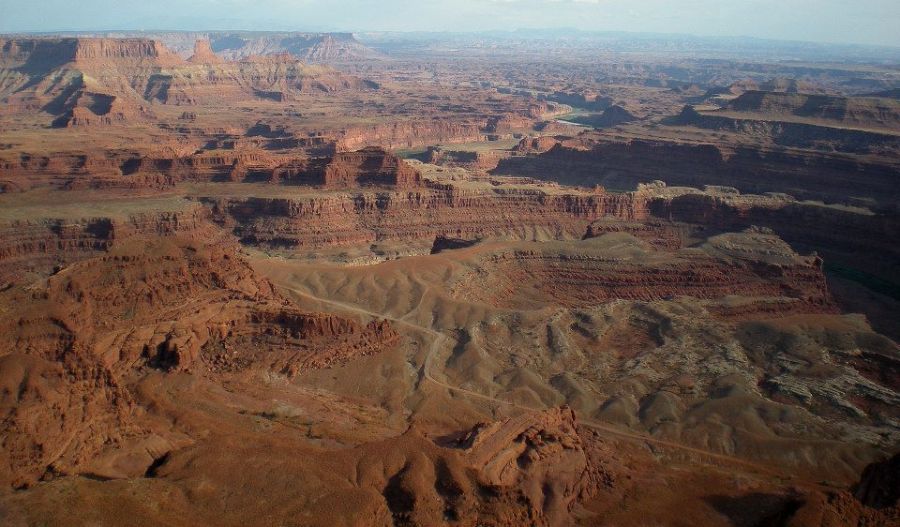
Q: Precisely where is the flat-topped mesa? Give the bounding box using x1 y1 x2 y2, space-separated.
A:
187 39 222 64
277 147 422 188
0 37 186 68
71 38 184 66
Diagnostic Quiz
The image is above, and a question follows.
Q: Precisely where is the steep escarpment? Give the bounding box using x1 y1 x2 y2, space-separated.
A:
0 37 184 69
205 183 646 251
144 55 378 106
0 202 216 285
0 147 417 191
158 32 379 62
674 104 900 154
725 91 900 129
0 38 183 126
647 188 900 285
275 147 421 188
0 238 398 488
337 120 488 150
0 37 378 127
493 136 900 205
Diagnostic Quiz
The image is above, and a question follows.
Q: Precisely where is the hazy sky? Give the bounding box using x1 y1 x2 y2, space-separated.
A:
1 0 898 47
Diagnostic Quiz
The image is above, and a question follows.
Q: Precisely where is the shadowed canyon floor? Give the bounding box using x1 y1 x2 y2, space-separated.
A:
0 30 898 527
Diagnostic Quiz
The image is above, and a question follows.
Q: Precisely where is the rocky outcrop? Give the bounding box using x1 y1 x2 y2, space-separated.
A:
781 453 900 526
493 135 900 205
0 147 417 190
206 183 646 251
0 238 398 487
578 104 639 128
278 147 421 188
419 146 510 171
647 189 900 292
449 230 835 316
854 453 900 510
674 104 900 154
515 135 564 154
0 203 216 285
453 407 612 526
187 39 222 64
356 407 618 527
0 37 378 127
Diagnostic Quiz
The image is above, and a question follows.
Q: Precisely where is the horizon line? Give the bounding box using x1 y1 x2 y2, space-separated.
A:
2 27 900 52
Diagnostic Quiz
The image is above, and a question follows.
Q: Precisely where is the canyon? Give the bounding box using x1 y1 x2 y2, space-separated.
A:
0 28 897 527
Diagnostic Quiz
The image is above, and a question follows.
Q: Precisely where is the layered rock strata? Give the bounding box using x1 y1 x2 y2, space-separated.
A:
0 238 398 487
0 147 419 191
205 183 646 250
494 135 900 205
448 231 835 317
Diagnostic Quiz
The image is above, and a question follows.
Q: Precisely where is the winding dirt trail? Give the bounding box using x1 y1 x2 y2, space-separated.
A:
275 282 784 478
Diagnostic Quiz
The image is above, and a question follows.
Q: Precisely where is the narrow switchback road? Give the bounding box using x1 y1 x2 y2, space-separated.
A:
276 281 785 478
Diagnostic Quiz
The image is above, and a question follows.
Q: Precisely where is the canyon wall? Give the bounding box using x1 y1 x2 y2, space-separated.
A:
337 120 488 150
648 192 900 286
675 105 900 154
0 204 215 285
493 138 900 205
725 91 900 129
204 183 647 250
0 147 419 191
279 147 422 188
0 37 379 129
0 37 184 69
